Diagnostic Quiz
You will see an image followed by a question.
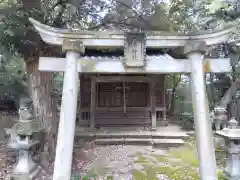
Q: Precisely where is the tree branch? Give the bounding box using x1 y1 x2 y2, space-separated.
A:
51 0 67 10
173 74 182 87
51 3 67 27
89 14 145 30
113 0 153 29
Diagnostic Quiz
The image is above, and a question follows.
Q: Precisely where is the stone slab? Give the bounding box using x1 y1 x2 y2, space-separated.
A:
94 138 125 145
93 138 185 147
95 132 124 139
151 132 189 140
76 130 188 139
152 139 185 148
123 132 151 138
124 138 152 145
74 132 96 142
75 127 188 147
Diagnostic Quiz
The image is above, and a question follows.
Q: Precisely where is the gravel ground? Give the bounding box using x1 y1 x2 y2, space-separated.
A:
0 142 170 180
77 145 153 179
0 147 16 180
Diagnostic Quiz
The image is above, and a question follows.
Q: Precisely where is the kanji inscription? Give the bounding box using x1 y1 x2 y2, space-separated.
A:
124 32 146 67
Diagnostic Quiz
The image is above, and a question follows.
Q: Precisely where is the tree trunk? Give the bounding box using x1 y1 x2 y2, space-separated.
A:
168 87 176 116
209 77 240 121
20 0 61 166
209 73 215 109
232 65 236 82
218 78 240 108
27 60 58 165
168 75 181 116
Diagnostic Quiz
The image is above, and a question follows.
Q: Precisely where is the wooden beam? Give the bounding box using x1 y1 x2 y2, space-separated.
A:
39 56 231 73
80 106 166 112
90 76 96 128
95 76 153 83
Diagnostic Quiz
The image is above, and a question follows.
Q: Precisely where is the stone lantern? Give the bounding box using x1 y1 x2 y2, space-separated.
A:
216 117 240 180
213 106 228 131
5 98 42 180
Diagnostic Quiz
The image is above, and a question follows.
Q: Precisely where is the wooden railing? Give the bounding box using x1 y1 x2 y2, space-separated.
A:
77 109 90 127
77 106 167 124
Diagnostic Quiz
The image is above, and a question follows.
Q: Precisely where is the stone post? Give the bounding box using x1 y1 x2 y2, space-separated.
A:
52 39 84 180
185 41 217 179
216 117 240 179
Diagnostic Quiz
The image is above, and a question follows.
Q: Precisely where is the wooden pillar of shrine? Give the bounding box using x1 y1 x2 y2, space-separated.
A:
162 76 167 123
90 76 96 128
151 80 157 130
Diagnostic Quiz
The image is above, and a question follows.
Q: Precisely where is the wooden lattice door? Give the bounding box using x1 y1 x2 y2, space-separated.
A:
97 82 123 108
97 82 149 110
125 82 149 107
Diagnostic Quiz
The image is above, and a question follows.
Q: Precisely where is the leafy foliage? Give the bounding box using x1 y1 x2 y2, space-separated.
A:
0 0 238 114
0 54 28 104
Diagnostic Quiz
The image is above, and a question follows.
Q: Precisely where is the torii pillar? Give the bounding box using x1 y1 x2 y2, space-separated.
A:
185 41 217 180
52 39 84 180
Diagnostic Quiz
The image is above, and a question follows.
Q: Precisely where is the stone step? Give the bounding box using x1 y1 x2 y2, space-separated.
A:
152 139 185 148
94 138 185 147
95 138 125 145
124 138 153 145
151 132 189 140
76 131 189 140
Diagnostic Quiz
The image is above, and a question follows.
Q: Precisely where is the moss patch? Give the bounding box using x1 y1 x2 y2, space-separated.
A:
72 137 227 180
132 141 226 180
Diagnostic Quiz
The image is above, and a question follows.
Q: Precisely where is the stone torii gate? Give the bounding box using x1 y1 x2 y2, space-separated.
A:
30 17 235 180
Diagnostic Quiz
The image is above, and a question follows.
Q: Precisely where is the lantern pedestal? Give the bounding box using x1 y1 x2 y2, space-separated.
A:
6 121 41 180
216 118 240 180
4 98 43 180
